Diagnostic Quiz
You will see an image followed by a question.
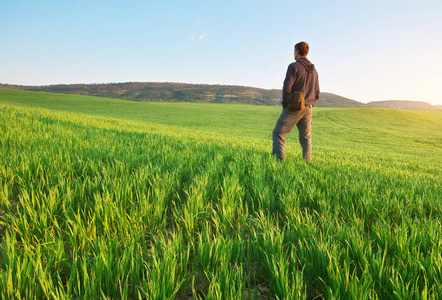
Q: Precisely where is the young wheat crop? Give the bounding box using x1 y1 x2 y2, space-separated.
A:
1 91 441 299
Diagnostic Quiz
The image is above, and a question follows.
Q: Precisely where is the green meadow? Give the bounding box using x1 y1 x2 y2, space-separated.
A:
1 89 441 299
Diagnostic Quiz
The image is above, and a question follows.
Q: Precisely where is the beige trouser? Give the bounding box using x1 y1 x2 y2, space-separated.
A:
272 105 313 161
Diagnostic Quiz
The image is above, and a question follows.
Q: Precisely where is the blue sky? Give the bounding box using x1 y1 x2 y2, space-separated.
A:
1 0 441 105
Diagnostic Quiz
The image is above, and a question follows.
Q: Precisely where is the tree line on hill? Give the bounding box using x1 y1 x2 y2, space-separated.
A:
1 82 440 110
0 82 281 105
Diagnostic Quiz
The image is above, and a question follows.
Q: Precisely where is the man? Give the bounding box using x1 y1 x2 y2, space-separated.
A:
272 41 320 162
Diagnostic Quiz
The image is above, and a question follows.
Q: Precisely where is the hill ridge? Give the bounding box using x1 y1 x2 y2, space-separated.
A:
1 82 440 110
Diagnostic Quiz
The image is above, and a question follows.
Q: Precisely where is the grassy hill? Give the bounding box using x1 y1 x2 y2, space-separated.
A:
1 89 441 149
1 89 442 299
0 82 282 105
367 100 441 110
1 82 367 108
3 82 440 110
317 92 365 107
3 83 440 110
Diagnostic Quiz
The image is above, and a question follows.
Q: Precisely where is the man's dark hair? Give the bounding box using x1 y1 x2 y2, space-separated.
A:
295 42 309 56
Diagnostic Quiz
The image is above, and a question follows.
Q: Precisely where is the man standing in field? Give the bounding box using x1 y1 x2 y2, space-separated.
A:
272 41 320 162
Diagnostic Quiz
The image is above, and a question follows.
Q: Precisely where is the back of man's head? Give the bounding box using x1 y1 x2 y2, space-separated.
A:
295 42 309 57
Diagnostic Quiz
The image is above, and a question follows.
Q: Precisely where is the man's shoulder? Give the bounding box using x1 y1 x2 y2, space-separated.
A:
290 58 312 68
288 61 303 71
287 61 297 68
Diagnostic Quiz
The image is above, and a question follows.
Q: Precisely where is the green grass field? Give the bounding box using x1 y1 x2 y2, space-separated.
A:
1 89 442 299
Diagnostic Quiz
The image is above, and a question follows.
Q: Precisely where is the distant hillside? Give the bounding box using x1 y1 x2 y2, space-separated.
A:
1 82 440 109
0 82 280 106
316 92 365 108
0 82 364 107
367 100 441 111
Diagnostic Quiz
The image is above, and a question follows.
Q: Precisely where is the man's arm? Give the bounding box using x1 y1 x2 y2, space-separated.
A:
282 64 296 100
315 71 320 101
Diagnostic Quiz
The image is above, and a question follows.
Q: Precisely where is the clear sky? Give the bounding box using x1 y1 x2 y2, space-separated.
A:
1 0 441 105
